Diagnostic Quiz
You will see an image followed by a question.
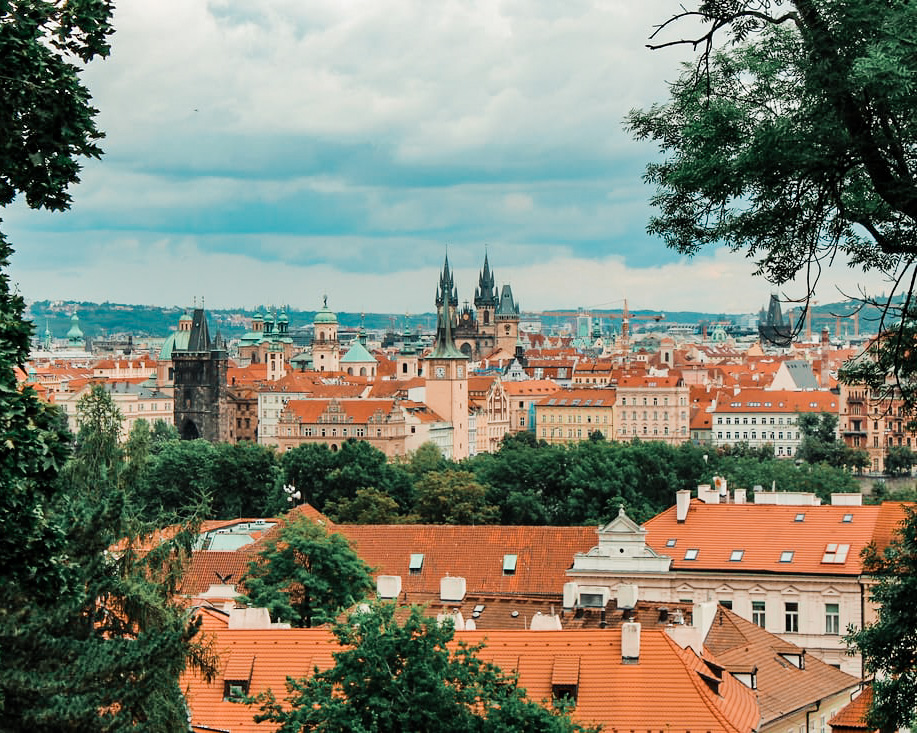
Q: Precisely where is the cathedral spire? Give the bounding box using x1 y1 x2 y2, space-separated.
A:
430 255 467 359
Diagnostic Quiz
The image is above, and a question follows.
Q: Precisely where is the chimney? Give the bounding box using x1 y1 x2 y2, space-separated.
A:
563 582 578 611
621 622 641 663
440 576 467 603
734 488 746 504
529 612 563 631
376 575 402 600
617 583 638 610
676 489 691 522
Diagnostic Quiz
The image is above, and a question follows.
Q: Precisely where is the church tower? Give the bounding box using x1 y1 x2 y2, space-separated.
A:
311 296 340 372
474 250 498 338
495 284 521 354
172 307 230 442
425 256 470 459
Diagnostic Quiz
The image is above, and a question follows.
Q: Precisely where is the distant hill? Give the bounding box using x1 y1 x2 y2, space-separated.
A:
25 296 888 342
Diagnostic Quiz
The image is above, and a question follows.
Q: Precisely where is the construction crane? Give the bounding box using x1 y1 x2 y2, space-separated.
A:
542 299 665 355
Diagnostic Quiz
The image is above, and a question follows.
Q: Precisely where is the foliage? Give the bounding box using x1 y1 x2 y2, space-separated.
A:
253 602 600 733
627 0 917 410
848 507 917 731
414 469 499 525
796 412 869 471
210 441 284 519
324 487 408 524
281 439 414 513
238 515 374 628
884 445 917 478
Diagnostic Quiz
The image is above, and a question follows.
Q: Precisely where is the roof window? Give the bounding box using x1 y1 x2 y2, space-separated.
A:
794 513 805 522
666 538 677 547
595 399 603 405
822 543 850 563
842 513 853 523
503 554 518 575
730 550 745 562
684 548 699 561
409 553 424 574
779 551 794 563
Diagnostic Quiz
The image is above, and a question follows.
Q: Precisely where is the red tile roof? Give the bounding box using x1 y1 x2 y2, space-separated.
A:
828 684 873 731
183 627 759 733
644 500 912 575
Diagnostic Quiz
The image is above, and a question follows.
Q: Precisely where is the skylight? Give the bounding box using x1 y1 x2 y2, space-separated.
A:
842 513 853 523
503 554 518 575
666 538 677 547
595 399 603 405
409 553 424 574
794 513 805 522
730 550 744 562
822 543 850 563
684 548 699 561
779 551 794 563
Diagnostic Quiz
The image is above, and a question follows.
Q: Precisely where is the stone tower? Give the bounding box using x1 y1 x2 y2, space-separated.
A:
495 284 521 354
172 307 230 442
312 296 340 372
474 251 498 337
425 256 470 460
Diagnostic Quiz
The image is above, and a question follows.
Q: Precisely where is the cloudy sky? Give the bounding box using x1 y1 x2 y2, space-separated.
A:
3 0 890 315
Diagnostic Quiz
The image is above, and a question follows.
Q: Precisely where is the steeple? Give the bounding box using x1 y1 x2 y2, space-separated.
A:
435 254 459 309
474 250 497 307
430 256 467 360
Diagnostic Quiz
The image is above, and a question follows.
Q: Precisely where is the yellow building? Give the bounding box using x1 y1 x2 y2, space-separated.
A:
534 387 615 444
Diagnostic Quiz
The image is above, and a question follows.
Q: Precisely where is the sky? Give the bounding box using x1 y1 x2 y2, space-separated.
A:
3 0 892 316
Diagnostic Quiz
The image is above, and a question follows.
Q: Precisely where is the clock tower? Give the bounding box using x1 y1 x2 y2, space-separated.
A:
425 255 470 459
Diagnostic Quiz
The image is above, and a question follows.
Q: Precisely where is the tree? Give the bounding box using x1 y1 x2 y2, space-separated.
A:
253 602 599 733
848 507 917 731
414 469 499 525
884 444 916 477
238 515 374 628
324 487 407 524
627 1 917 409
797 412 869 470
1 3 219 726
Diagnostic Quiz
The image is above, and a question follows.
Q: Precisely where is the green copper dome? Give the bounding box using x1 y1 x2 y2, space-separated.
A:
66 313 84 341
314 296 338 325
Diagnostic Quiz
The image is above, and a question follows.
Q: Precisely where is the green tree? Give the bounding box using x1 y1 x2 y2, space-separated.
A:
884 445 916 477
325 487 407 524
238 515 374 628
414 469 499 525
210 441 283 519
253 602 599 733
848 507 917 731
627 1 917 410
797 412 869 470
135 438 218 517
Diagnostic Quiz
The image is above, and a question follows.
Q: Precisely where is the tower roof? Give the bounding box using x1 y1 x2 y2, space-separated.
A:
474 250 497 307
435 255 459 309
314 295 338 325
496 284 519 316
430 257 468 361
186 308 212 352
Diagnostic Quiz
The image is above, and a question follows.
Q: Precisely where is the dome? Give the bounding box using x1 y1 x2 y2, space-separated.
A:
278 309 289 322
158 328 191 360
66 313 84 341
314 296 338 325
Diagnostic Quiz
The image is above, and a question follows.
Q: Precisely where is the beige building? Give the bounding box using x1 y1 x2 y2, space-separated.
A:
613 374 690 444
534 387 615 444
564 489 911 676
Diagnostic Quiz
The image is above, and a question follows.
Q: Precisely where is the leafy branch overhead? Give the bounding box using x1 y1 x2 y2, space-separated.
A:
627 0 917 406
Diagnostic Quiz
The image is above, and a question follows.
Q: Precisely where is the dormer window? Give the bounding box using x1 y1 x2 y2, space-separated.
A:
409 554 424 575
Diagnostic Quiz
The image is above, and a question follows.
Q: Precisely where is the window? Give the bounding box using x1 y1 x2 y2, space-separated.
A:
795 513 805 522
503 554 518 575
785 602 799 632
720 599 733 609
684 548 699 560
666 538 677 547
825 603 839 635
843 513 853 523
752 600 765 627
780 550 794 563
730 549 744 562
409 554 424 574
822 543 850 563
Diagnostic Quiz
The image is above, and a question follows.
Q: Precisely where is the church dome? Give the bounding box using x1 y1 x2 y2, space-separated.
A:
66 313 84 341
314 297 338 325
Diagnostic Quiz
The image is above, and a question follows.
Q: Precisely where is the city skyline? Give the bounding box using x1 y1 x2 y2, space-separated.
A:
4 0 895 314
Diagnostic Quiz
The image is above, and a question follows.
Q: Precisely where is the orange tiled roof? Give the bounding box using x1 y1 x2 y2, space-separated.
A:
535 387 615 406
282 398 396 424
828 684 873 731
706 606 858 726
644 500 911 575
183 627 759 733
337 524 598 596
714 387 838 413
502 380 561 396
